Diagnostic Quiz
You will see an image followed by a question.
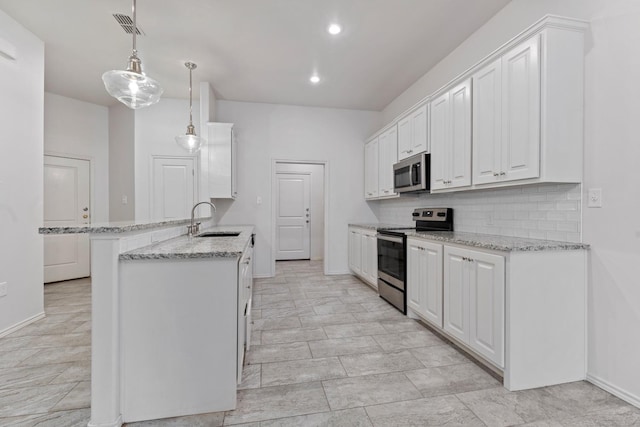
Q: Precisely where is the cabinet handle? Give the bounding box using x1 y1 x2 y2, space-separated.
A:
500 172 506 176
493 172 499 177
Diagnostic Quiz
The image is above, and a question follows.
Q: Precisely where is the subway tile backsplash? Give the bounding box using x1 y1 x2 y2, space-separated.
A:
371 183 582 242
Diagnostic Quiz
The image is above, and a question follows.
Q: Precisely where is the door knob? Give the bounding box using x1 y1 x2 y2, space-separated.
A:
82 214 89 219
306 220 309 223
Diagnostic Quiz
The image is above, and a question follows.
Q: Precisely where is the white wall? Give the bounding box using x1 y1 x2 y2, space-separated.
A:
276 162 325 260
134 98 200 221
109 104 135 222
215 100 381 277
44 93 109 223
378 0 640 408
0 10 44 334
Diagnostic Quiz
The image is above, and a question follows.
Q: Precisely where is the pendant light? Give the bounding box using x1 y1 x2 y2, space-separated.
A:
102 0 163 109
175 62 204 153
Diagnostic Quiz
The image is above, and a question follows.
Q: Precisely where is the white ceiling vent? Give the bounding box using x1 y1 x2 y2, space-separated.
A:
112 14 145 36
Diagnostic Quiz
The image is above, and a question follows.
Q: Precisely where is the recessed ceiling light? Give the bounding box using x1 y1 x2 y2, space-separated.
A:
310 75 320 84
327 24 342 35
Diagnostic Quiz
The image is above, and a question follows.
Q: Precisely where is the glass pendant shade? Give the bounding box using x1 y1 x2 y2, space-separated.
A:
175 126 204 153
102 0 163 109
176 62 204 153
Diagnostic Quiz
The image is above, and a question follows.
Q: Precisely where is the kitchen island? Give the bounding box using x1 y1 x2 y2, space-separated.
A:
40 219 254 427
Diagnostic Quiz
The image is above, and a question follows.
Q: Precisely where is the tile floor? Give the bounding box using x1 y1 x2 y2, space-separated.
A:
1 261 639 426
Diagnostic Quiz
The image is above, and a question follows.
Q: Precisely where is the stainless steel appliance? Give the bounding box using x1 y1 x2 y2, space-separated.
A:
376 207 453 313
393 152 430 194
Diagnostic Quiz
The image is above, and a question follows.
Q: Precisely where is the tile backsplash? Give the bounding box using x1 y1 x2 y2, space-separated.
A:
371 183 582 242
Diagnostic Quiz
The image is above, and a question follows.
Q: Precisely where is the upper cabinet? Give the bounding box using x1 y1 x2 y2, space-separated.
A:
378 125 398 197
364 16 588 198
398 104 429 161
430 79 472 191
471 22 586 188
364 138 379 199
473 37 541 185
208 122 237 199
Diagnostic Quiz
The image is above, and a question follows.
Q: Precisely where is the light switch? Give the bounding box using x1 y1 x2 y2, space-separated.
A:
121 195 128 205
0 282 7 298
588 188 602 208
256 196 262 205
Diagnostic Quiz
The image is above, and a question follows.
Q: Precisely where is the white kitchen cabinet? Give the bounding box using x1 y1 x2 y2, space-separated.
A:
378 125 398 197
398 104 428 160
443 245 504 368
470 21 586 188
430 79 472 191
473 37 540 185
348 226 377 289
237 245 253 383
406 238 443 327
348 228 362 276
208 122 237 199
364 138 379 199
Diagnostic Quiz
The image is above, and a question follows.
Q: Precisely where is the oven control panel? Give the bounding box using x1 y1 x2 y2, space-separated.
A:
412 207 451 221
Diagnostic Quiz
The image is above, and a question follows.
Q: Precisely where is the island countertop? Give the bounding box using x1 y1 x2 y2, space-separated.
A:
39 216 213 234
406 230 589 252
119 225 254 260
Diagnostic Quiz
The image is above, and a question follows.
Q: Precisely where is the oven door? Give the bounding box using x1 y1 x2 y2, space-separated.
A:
376 234 405 290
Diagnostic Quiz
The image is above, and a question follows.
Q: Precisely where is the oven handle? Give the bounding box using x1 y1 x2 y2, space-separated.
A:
376 234 404 244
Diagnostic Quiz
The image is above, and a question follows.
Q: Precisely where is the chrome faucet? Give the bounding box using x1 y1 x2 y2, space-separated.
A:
188 201 217 237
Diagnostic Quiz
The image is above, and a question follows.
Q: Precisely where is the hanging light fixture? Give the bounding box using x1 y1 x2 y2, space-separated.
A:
175 62 204 153
102 0 163 109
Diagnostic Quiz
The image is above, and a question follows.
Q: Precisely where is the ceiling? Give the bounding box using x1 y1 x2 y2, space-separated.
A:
0 0 511 111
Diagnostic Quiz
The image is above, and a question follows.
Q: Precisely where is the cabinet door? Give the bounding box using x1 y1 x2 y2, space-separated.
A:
378 126 398 197
406 242 426 315
430 93 449 190
231 129 238 198
366 233 378 285
443 246 469 343
449 79 472 189
422 241 443 327
473 58 502 185
411 104 428 154
364 139 379 199
348 229 362 275
468 250 505 367
502 35 540 182
397 115 412 161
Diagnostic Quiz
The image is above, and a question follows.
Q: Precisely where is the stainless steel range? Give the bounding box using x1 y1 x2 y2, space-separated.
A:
376 208 453 313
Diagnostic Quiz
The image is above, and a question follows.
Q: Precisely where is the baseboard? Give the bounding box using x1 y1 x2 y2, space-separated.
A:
587 373 640 409
253 273 274 279
0 311 45 339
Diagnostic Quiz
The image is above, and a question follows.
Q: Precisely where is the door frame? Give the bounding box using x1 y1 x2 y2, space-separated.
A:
149 155 199 220
44 151 95 225
270 159 329 276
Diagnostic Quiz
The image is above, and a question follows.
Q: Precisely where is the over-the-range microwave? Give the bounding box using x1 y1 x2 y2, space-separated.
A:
393 152 430 194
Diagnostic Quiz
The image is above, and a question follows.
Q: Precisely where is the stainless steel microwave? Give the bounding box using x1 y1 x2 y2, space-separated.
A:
393 152 430 193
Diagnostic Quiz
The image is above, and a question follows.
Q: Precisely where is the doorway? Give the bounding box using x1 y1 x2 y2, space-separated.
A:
272 161 326 270
43 155 91 283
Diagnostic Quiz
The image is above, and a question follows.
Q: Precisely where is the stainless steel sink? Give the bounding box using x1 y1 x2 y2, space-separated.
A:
195 231 241 238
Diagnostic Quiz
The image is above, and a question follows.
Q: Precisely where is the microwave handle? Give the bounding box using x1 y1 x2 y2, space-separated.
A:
410 163 416 187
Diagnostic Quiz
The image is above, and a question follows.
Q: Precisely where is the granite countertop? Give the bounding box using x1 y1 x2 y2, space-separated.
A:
39 216 213 234
120 225 254 260
406 230 590 252
349 223 411 231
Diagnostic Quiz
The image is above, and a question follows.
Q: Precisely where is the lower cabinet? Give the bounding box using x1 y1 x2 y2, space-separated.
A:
443 246 504 368
237 246 253 384
407 236 587 390
348 226 377 288
406 238 443 328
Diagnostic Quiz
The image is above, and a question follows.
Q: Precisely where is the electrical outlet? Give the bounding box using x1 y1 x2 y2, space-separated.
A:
256 196 262 205
0 282 7 298
588 188 602 208
121 195 128 205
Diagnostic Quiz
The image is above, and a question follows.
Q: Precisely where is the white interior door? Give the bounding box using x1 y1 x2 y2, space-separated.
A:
44 156 91 283
152 157 196 221
276 173 310 260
